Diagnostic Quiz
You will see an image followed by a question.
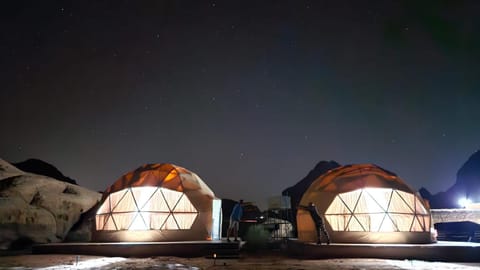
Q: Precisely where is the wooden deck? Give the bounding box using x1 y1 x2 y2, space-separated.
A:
32 239 480 262
287 239 480 262
32 240 241 258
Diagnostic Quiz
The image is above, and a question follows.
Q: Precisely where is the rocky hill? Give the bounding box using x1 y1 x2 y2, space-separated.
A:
12 158 77 185
282 160 341 221
0 158 100 250
420 150 480 209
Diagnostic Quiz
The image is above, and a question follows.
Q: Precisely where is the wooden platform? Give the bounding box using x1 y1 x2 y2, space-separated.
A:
287 240 480 262
32 240 240 258
32 239 480 262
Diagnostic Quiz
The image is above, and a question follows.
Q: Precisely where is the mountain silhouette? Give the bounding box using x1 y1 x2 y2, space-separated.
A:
420 150 480 209
282 160 341 221
12 158 77 185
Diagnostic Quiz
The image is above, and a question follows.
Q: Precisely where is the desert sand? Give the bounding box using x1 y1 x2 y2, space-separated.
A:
1 252 480 270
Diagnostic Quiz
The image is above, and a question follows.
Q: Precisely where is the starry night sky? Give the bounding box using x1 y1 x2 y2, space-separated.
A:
2 1 480 209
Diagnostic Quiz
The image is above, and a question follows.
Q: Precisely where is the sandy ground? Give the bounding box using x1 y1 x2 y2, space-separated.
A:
1 252 480 270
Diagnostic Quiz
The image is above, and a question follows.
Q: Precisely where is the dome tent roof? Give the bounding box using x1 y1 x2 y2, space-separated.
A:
304 164 414 194
101 163 214 201
297 164 434 244
94 163 216 242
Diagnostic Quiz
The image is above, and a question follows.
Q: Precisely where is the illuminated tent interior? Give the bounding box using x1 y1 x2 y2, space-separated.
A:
297 164 435 244
93 163 222 242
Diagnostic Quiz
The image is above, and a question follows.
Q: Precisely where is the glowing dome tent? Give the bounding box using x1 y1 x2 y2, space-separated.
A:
93 163 222 242
297 164 434 244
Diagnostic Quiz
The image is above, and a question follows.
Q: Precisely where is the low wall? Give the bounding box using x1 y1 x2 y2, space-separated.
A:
431 209 480 224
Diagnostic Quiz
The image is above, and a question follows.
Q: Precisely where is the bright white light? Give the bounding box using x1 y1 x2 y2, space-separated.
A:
364 188 393 232
39 257 126 270
212 198 222 240
458 197 472 208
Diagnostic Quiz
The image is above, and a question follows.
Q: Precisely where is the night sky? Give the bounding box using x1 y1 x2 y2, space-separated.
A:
2 1 480 209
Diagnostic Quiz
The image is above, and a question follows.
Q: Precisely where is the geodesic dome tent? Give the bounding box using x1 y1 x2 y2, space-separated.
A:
93 163 222 242
297 164 435 244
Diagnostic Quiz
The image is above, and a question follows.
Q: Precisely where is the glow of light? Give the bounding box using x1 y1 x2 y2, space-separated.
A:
39 257 126 270
364 188 393 232
211 198 222 240
458 197 472 208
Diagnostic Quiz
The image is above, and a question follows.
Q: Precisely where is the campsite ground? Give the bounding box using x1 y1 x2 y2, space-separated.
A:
1 251 480 269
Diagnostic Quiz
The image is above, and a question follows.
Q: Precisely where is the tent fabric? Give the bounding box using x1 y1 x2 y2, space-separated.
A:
93 163 216 242
297 164 434 244
100 163 212 200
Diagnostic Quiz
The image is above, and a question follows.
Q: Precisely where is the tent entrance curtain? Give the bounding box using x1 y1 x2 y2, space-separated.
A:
325 188 430 232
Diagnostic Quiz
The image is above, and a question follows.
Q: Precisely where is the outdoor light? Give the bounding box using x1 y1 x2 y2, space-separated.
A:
458 197 472 208
38 257 126 270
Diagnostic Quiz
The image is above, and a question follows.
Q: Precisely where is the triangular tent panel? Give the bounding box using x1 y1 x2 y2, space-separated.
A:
162 214 178 230
143 189 170 212
111 213 138 230
131 187 157 210
297 164 435 244
97 197 111 214
94 163 220 242
148 213 169 230
111 190 137 213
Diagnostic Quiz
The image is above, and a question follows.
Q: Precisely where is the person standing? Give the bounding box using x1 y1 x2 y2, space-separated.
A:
227 199 243 242
299 202 330 245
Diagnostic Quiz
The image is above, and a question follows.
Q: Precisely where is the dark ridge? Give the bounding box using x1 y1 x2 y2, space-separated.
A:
12 158 77 185
420 150 480 209
282 160 342 224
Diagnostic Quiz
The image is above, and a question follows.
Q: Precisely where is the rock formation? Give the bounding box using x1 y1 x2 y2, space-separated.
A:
420 150 480 209
282 160 341 221
0 158 101 249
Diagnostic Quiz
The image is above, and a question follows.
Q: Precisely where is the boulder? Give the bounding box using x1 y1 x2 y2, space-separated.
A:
65 204 99 242
0 158 101 249
0 158 24 180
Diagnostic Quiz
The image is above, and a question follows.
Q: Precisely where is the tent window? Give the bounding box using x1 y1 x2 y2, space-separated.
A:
96 187 198 231
325 188 430 232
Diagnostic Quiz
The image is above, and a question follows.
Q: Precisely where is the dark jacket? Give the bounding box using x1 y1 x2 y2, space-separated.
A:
299 204 323 225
